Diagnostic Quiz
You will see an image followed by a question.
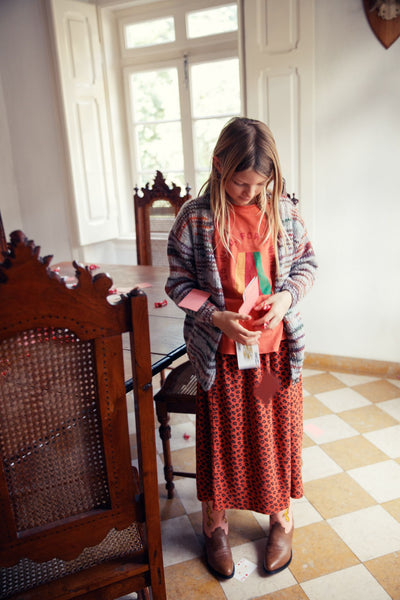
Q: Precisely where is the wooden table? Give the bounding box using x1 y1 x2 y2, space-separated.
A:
53 263 186 385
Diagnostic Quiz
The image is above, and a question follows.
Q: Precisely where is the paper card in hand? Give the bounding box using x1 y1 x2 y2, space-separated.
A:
239 276 259 315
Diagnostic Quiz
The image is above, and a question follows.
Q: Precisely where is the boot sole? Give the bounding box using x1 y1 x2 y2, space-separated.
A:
263 551 292 576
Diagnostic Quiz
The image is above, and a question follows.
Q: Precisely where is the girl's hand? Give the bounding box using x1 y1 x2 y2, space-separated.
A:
252 291 292 330
212 310 262 345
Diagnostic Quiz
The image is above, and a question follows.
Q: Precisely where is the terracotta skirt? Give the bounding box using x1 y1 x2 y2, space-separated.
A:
196 340 303 515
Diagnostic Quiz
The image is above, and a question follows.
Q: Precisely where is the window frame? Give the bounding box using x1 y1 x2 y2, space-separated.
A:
117 0 243 194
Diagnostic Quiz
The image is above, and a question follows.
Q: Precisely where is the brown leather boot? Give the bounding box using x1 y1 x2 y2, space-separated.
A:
263 521 293 575
204 527 235 579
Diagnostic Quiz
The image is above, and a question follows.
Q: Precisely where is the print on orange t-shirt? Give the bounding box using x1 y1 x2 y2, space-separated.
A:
214 203 284 354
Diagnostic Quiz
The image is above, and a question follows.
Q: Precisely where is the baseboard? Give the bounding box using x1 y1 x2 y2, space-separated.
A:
304 353 400 379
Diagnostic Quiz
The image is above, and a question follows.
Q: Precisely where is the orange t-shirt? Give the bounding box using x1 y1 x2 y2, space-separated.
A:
214 203 284 354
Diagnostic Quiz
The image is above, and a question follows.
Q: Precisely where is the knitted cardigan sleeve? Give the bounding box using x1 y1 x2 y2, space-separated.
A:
165 196 225 390
276 196 318 382
277 197 318 306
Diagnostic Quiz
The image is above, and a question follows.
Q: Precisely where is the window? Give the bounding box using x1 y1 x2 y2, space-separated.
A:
120 1 242 194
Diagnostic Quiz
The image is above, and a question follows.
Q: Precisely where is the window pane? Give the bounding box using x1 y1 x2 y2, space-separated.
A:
194 117 231 171
187 4 237 39
130 69 180 122
125 17 175 49
191 58 240 117
136 122 184 173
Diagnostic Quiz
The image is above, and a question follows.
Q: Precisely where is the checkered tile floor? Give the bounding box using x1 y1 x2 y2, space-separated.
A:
128 368 400 600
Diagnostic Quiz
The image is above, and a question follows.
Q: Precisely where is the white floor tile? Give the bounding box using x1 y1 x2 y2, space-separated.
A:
251 511 269 534
292 496 323 527
331 372 379 387
173 477 201 514
167 420 196 451
364 424 400 458
315 387 370 413
251 498 323 533
302 369 324 378
328 505 400 562
160 515 203 566
376 398 400 422
302 446 343 482
301 564 391 600
303 414 358 444
348 459 400 503
388 378 400 388
220 539 297 600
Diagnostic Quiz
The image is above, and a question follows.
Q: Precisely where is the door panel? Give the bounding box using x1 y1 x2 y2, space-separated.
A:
49 0 118 245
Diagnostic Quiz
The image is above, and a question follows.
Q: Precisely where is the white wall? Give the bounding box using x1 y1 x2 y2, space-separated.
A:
0 0 73 260
301 0 400 364
0 0 399 365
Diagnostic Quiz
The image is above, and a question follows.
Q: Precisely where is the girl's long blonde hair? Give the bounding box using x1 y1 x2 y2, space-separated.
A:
200 117 285 272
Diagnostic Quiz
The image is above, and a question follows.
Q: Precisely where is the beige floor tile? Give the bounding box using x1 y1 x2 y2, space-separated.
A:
302 432 314 448
303 395 332 419
365 552 400 600
165 557 227 599
290 521 359 582
321 435 388 470
340 405 398 434
302 373 345 395
158 484 186 521
303 472 376 519
225 509 266 546
382 498 400 523
352 379 400 403
170 445 196 474
254 584 309 600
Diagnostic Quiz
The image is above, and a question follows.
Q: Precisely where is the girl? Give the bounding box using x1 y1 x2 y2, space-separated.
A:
165 117 317 578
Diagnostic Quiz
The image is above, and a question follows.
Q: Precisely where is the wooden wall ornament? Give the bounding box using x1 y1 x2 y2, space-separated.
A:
363 0 400 48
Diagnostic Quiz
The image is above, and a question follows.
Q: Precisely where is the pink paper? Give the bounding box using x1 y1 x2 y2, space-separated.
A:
304 423 325 438
239 276 260 315
178 289 211 311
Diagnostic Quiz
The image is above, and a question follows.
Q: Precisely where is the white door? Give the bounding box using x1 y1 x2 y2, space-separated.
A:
48 0 118 246
243 0 315 225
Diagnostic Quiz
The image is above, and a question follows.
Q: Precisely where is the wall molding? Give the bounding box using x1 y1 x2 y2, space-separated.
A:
304 353 400 380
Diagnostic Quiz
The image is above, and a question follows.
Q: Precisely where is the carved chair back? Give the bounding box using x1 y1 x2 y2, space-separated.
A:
134 170 191 265
0 231 166 599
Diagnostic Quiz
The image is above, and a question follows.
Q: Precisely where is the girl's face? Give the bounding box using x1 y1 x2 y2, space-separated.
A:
225 168 268 206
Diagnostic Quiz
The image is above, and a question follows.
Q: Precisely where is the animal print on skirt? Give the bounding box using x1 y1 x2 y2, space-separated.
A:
196 340 303 514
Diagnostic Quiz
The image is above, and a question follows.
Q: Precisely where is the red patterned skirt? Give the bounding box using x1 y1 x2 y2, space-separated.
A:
196 340 303 515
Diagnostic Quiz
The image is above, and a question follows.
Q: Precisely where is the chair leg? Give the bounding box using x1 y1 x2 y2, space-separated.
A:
155 402 175 499
137 587 150 600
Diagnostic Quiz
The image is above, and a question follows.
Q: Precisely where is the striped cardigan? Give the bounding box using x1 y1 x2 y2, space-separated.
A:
165 194 317 391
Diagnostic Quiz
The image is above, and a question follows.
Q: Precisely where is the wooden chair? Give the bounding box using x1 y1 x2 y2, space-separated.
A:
0 231 166 600
134 172 197 499
153 361 197 499
134 170 191 266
